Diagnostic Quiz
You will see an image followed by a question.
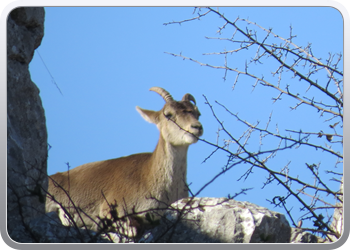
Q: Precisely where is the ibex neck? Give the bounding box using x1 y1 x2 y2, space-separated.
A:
150 135 189 203
154 135 189 162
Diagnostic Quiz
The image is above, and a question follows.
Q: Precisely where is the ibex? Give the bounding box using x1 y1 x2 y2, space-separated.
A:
45 87 203 237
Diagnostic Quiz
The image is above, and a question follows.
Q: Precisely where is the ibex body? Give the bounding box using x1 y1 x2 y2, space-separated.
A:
45 87 203 236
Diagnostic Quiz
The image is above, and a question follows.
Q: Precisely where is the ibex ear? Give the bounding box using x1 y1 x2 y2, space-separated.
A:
136 106 159 124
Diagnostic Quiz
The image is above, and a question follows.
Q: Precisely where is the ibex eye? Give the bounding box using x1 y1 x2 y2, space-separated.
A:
164 113 173 119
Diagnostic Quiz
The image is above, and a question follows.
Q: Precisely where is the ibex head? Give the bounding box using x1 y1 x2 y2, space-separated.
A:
136 87 203 146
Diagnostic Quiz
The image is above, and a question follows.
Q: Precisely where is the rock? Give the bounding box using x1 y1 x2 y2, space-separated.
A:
100 232 135 243
328 177 343 242
139 197 291 243
7 7 48 240
290 228 319 243
7 7 45 63
10 212 112 243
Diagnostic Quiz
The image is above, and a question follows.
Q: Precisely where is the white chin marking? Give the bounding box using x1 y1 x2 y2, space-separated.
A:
184 133 198 144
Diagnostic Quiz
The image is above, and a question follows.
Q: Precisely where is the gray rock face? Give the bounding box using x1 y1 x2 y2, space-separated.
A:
290 228 319 243
10 212 112 243
328 177 343 242
7 7 48 240
140 197 291 243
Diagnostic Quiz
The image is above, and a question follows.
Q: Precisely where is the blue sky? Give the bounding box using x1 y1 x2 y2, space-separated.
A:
29 7 343 230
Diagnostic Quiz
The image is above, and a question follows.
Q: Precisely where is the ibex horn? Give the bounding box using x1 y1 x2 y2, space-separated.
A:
150 87 174 103
182 93 196 105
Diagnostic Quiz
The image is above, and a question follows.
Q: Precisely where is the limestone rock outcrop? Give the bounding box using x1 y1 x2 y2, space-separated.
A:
7 7 48 240
140 197 292 243
10 212 112 243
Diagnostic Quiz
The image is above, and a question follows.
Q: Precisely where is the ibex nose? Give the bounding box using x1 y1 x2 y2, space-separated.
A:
191 123 203 133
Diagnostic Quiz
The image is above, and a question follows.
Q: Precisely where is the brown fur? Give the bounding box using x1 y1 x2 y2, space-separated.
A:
45 87 203 236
